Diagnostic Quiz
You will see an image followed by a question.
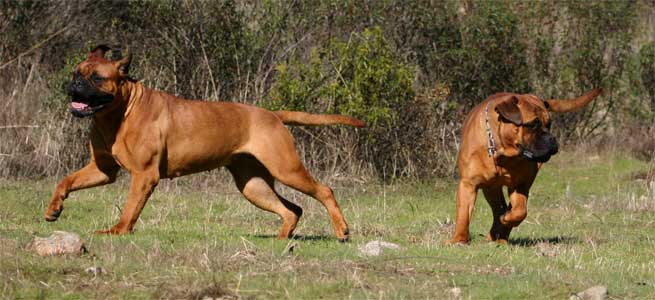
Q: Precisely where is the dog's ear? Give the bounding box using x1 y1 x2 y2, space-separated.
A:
88 45 111 59
114 48 132 77
495 96 523 125
544 88 602 113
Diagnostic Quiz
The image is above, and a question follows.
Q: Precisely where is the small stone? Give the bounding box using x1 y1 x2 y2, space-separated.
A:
571 285 608 300
450 287 462 299
358 240 401 256
535 242 560 257
26 231 86 256
85 266 104 276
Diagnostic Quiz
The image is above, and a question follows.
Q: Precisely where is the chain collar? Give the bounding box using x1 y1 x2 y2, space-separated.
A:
484 101 497 157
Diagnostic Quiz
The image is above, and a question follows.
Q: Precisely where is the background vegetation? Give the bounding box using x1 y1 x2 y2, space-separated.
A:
1 0 654 180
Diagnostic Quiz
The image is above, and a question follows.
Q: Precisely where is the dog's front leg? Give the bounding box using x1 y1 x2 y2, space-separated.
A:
483 187 512 244
447 180 478 244
96 170 159 234
45 161 119 222
500 188 529 228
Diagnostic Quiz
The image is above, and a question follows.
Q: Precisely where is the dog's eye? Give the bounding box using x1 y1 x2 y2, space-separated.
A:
525 120 541 131
90 74 105 84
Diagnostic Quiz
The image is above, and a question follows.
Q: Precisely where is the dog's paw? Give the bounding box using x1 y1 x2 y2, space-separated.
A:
487 225 512 243
444 238 469 246
44 205 64 222
95 226 130 235
337 228 350 243
486 234 509 245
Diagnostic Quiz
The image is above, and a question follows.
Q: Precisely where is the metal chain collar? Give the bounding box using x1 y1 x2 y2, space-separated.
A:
484 101 497 157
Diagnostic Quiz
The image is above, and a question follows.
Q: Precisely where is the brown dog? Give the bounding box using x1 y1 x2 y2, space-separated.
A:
43 45 365 241
448 88 602 244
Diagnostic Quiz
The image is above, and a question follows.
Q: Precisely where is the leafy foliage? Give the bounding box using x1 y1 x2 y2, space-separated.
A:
269 27 414 128
0 0 653 179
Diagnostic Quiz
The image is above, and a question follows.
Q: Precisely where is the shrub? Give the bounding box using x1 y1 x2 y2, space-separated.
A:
268 27 415 128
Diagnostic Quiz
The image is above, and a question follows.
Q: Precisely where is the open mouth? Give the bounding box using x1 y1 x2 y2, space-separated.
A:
69 100 107 118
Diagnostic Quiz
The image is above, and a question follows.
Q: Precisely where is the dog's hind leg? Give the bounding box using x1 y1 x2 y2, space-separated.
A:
483 187 512 243
244 122 349 241
273 169 349 241
248 152 349 241
227 155 302 239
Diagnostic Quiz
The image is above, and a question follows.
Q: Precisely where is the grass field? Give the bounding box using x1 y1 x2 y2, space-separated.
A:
1 150 654 299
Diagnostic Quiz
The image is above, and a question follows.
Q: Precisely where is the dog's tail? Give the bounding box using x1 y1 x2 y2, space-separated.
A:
544 88 602 113
274 111 366 128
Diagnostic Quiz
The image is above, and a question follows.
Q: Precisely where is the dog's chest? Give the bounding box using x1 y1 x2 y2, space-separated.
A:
107 128 156 172
110 143 130 170
489 164 538 188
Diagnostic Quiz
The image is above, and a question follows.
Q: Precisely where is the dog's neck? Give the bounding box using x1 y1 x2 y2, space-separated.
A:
122 80 144 119
484 102 522 161
90 80 145 147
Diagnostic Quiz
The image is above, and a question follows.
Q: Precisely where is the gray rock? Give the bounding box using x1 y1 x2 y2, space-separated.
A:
85 266 104 276
26 231 86 256
449 287 462 300
570 285 608 300
535 242 560 257
359 240 401 256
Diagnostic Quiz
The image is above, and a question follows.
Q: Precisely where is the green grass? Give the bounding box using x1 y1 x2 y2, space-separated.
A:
1 150 654 299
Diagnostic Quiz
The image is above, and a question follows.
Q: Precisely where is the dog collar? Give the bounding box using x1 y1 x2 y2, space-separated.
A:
484 101 497 157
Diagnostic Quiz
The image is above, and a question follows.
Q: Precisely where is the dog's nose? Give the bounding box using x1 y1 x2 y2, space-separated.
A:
71 78 85 89
68 80 82 95
68 72 89 95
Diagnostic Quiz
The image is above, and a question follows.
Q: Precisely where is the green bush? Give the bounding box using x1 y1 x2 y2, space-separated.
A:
268 27 415 128
393 1 531 110
455 2 531 105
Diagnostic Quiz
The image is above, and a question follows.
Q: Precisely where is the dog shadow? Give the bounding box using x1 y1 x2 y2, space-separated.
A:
250 234 333 241
509 235 579 247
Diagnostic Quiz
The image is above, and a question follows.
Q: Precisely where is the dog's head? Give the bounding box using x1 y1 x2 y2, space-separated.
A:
68 45 132 118
494 88 602 163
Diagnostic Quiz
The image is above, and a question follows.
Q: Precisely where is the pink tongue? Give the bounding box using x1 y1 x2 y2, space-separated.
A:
71 102 89 110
